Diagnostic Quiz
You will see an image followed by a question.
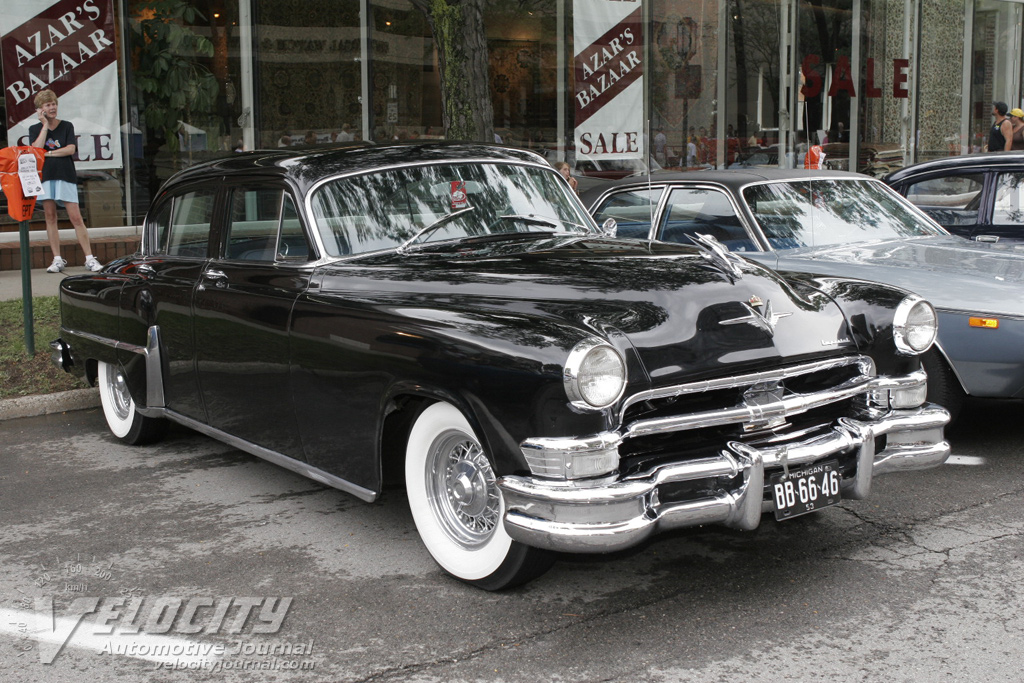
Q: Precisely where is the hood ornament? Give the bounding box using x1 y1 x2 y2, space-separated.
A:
688 233 744 281
721 297 793 336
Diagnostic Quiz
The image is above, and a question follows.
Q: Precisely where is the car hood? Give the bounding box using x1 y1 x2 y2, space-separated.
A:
320 237 856 387
751 236 1024 317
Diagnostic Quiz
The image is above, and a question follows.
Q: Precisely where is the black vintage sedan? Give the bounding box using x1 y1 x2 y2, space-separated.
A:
884 151 1024 243
52 144 949 590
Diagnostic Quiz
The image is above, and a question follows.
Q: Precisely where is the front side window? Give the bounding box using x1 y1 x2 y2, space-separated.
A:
224 188 311 262
591 188 664 239
743 179 944 249
658 188 755 251
903 173 984 227
992 173 1024 226
311 162 591 257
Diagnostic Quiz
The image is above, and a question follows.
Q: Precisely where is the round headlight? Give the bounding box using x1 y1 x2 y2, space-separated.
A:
893 295 938 355
564 339 626 409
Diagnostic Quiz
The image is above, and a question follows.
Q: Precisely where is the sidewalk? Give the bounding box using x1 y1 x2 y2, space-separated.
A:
0 263 89 301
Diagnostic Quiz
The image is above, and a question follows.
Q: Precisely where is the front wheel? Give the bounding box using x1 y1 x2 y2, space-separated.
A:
922 350 965 425
405 402 553 590
98 360 168 445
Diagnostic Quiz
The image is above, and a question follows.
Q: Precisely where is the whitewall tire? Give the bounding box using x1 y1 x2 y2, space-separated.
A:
98 360 167 445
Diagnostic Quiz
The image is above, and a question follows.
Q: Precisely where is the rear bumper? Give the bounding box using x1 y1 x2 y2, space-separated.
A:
497 405 949 553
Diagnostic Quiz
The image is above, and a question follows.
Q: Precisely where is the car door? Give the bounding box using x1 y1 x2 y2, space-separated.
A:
119 183 218 422
191 181 316 459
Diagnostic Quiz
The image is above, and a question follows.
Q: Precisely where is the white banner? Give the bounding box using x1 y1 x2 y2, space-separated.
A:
2 0 122 170
573 0 644 161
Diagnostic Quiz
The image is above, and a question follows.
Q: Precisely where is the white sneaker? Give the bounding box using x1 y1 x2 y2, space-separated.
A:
84 256 103 272
46 256 67 273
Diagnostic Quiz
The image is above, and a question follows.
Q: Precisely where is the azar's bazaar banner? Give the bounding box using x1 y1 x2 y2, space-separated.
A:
573 0 644 161
2 0 122 170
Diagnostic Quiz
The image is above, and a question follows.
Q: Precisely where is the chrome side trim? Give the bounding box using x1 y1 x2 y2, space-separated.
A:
156 409 378 503
65 325 167 409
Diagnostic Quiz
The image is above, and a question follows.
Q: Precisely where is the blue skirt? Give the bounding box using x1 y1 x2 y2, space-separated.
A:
40 179 79 205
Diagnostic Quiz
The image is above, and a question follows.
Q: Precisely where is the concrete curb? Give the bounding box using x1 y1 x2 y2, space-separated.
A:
0 387 101 421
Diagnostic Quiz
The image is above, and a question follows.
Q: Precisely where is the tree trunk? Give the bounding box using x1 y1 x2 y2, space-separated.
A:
414 0 495 142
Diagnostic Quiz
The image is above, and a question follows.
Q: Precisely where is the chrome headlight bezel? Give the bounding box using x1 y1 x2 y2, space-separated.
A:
893 295 938 355
563 338 627 410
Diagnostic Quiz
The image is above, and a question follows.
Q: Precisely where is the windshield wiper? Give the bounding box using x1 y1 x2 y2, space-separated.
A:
493 214 560 229
397 206 476 254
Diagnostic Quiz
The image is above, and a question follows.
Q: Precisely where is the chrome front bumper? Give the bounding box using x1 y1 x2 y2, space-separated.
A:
497 405 950 553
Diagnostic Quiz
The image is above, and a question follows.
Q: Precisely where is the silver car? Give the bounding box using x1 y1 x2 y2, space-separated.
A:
582 169 1024 421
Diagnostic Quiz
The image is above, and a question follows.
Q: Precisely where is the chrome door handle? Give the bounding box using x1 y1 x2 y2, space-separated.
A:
137 263 155 275
199 269 228 290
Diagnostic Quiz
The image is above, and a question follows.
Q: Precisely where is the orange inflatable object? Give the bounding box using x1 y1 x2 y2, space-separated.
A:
0 146 46 221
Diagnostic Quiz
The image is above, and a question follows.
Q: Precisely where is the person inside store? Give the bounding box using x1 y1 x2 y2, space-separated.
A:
988 101 1013 152
29 89 102 274
552 160 578 193
1009 108 1024 151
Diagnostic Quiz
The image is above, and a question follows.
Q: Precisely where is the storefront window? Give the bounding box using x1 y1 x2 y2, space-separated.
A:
728 0 783 170
969 0 1023 152
650 1 721 168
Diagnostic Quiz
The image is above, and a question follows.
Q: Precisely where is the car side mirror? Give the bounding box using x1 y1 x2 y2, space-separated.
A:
600 217 617 238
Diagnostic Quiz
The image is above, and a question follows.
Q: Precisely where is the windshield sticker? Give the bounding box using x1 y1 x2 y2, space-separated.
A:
450 180 468 209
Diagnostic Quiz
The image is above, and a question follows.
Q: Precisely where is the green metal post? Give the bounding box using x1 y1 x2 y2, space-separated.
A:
19 219 34 356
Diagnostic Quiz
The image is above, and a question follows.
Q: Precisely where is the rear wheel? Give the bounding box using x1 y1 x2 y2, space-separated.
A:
98 360 168 445
922 350 965 424
405 402 553 590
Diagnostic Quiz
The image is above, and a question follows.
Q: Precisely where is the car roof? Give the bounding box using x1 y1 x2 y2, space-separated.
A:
160 142 551 195
884 151 1024 183
578 168 872 201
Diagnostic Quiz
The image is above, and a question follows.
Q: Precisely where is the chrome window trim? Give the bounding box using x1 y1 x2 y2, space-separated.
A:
301 158 593 262
659 183 767 250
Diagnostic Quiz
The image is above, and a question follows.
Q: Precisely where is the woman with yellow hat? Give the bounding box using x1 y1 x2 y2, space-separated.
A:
1009 107 1024 150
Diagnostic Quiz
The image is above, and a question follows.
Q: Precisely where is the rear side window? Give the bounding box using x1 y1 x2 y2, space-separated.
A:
155 190 217 258
659 188 755 251
902 173 984 227
992 172 1024 226
591 188 663 239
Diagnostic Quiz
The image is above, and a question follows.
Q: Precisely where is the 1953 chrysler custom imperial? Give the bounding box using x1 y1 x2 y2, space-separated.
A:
51 144 950 589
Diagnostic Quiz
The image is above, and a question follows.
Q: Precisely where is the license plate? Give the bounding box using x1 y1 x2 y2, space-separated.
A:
771 459 841 521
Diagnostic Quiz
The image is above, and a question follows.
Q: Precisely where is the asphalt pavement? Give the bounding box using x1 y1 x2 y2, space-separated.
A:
1 400 1022 681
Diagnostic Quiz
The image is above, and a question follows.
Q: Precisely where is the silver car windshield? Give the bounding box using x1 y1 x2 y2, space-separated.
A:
311 162 593 257
743 179 946 249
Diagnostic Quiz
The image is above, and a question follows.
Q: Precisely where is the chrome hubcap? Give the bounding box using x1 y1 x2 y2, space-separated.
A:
427 430 500 548
105 363 132 421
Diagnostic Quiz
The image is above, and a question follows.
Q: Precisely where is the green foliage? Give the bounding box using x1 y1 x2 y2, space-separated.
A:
130 0 219 152
0 297 84 399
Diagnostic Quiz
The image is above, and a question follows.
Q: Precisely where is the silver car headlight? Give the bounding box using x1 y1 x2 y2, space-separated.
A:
564 338 626 410
893 295 937 355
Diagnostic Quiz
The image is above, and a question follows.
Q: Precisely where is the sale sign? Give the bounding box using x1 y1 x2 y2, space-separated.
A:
573 0 644 161
2 0 122 169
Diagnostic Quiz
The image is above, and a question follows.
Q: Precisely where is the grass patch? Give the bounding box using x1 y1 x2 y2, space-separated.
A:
0 297 87 400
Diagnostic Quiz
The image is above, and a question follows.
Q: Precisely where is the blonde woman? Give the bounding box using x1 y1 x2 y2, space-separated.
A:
1010 108 1024 151
29 89 102 273
552 161 578 193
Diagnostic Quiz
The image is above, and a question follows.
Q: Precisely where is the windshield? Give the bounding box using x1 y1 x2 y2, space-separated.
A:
311 162 592 257
743 179 946 249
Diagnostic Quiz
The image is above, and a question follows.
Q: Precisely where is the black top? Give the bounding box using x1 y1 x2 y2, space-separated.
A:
29 119 77 184
988 120 1010 153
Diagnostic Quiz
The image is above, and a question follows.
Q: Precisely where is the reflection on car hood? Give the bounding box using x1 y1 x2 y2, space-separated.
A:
762 236 1024 316
321 237 855 387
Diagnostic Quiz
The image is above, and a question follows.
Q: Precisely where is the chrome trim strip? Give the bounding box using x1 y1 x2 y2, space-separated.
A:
624 366 924 440
64 327 146 355
157 409 378 503
65 325 167 409
934 307 1024 323
620 355 875 417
